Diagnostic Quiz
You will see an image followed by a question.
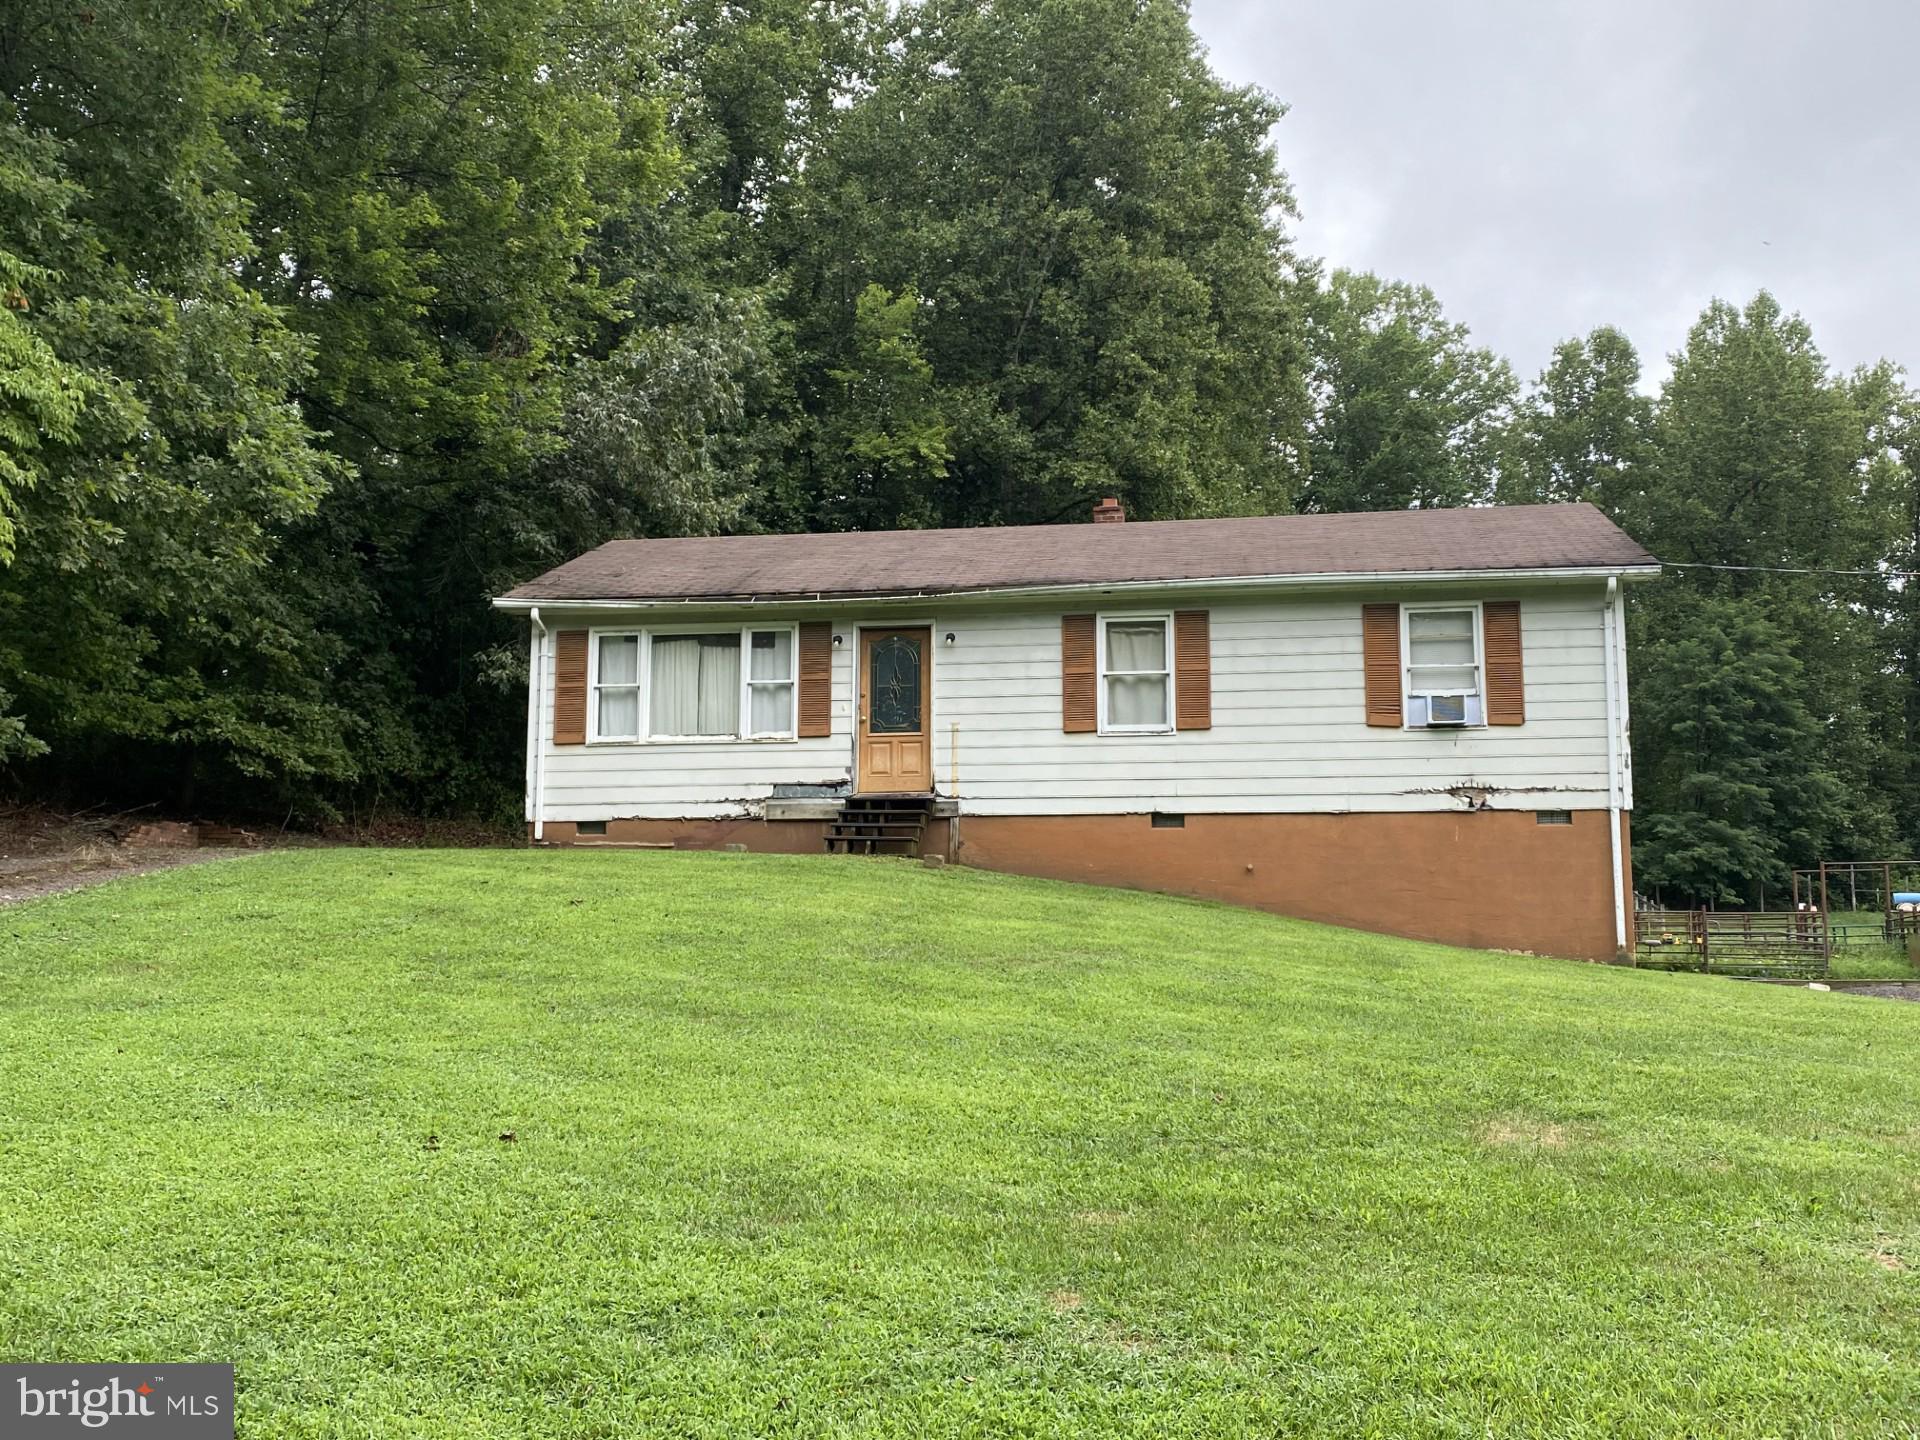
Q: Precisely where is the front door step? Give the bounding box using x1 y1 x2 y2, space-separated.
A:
826 796 935 857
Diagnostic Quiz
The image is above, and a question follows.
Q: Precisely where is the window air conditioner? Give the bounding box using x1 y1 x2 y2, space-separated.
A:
1407 693 1483 728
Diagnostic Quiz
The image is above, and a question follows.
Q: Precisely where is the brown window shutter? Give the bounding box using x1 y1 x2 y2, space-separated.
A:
1483 600 1525 725
1362 604 1403 728
553 630 588 745
1062 614 1096 732
1173 610 1211 730
797 622 833 737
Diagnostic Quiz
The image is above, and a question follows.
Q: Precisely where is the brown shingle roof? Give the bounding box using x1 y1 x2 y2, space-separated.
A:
499 503 1657 604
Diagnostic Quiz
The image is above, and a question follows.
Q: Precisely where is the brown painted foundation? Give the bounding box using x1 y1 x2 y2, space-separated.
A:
533 817 831 853
531 809 1627 963
954 810 1632 963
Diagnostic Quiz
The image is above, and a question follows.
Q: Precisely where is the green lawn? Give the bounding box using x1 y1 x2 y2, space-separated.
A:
1827 912 1920 981
1828 945 1920 981
3 850 1917 1436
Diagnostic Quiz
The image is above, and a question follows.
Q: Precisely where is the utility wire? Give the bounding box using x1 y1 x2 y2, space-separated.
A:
1660 560 1920 580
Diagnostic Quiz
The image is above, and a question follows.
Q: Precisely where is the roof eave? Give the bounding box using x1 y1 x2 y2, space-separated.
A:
491 562 1663 611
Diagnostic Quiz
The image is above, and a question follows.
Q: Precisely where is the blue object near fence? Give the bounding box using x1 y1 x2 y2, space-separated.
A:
1894 893 1920 906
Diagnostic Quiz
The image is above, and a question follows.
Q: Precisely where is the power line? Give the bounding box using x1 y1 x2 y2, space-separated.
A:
1661 560 1920 580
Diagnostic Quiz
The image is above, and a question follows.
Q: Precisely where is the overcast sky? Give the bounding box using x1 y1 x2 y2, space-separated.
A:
1187 0 1918 389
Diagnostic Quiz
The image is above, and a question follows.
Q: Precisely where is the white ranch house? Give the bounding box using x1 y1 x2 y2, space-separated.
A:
496 502 1658 960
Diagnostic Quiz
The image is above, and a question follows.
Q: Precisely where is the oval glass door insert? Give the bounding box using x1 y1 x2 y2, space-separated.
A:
869 634 923 733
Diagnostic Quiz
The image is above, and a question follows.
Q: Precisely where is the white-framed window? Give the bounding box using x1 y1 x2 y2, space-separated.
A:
587 625 798 742
590 631 643 741
745 628 797 736
1402 603 1485 726
1097 612 1173 733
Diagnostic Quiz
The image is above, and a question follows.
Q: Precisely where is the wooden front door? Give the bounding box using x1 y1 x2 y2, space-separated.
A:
857 627 932 793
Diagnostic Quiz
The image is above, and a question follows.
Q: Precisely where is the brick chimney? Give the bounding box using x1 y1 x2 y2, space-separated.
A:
1091 496 1125 524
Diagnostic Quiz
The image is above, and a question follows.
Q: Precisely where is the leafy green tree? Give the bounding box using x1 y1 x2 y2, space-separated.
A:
1850 364 1920 852
818 285 954 529
1631 295 1867 571
1299 270 1517 512
6 0 1918 879
553 0 862 550
547 295 778 545
775 0 1308 527
0 3 347 798
0 116 92 568
230 0 680 815
667 0 881 224
1631 595 1845 905
1503 326 1651 512
1627 293 1897 887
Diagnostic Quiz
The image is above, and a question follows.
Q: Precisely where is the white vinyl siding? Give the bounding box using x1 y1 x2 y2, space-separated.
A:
527 582 1622 821
929 586 1614 815
538 621 852 818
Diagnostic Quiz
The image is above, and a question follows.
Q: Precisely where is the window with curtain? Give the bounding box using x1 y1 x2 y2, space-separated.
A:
593 633 641 740
1102 617 1171 730
649 633 742 736
746 630 795 736
1405 607 1481 697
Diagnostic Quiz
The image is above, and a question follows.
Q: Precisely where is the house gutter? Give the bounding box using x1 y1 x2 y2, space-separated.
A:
528 606 549 842
489 563 1663 613
1602 576 1628 959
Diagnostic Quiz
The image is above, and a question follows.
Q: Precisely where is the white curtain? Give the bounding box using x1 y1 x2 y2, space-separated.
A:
1107 622 1165 671
650 634 741 736
1106 621 1168 726
749 629 792 681
597 635 640 737
599 689 639 738
698 640 741 734
748 631 794 734
648 637 700 735
1409 610 1476 692
749 686 790 734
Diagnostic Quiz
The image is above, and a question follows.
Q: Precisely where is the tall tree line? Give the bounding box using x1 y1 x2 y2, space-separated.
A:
1 0 1915 905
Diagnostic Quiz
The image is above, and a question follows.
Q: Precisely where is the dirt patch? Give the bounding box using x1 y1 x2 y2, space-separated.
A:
319 815 516 848
0 844 254 905
1099 1322 1156 1356
1870 1250 1908 1273
0 806 262 906
1833 982 1920 1003
1047 1289 1084 1313
1072 1209 1130 1227
1481 1117 1571 1149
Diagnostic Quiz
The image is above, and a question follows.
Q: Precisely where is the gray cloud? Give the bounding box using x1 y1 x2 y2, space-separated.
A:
1189 0 1920 386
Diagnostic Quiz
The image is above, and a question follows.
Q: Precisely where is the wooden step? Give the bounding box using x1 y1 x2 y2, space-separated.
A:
824 796 935 858
825 836 921 855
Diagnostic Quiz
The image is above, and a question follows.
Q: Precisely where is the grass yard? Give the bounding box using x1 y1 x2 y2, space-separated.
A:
3 850 1918 1436
1828 945 1920 981
1825 912 1920 981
